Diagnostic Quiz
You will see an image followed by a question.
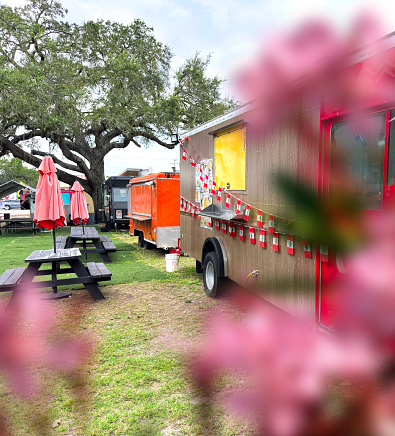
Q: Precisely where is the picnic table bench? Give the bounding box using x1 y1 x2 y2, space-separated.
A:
0 218 38 236
63 227 117 262
0 248 111 301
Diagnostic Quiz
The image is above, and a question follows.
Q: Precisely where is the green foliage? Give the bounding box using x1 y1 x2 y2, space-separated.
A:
0 0 234 140
0 157 39 186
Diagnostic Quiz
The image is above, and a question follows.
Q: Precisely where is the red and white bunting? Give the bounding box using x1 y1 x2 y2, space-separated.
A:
257 210 263 228
211 181 217 195
287 235 294 255
197 208 201 219
320 245 329 262
189 156 196 167
301 238 312 258
217 187 222 201
214 219 220 231
180 197 183 211
225 193 231 208
192 206 195 217
236 199 242 214
208 217 213 228
229 222 236 237
244 204 251 221
222 220 227 234
188 202 192 214
304 243 312 259
199 167 203 182
204 175 208 189
249 227 256 244
239 225 244 241
268 215 274 233
259 229 266 248
272 232 279 252
182 148 187 161
183 199 187 212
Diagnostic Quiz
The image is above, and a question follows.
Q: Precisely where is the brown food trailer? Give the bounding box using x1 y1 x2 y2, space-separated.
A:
180 33 395 327
127 172 180 249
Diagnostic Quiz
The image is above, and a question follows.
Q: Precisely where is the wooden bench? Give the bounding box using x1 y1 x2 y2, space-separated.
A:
99 235 117 251
0 267 27 291
86 262 112 280
54 236 67 250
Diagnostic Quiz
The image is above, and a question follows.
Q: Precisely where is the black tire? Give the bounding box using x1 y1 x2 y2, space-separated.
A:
196 260 203 274
4 205 10 210
203 252 225 298
138 232 144 247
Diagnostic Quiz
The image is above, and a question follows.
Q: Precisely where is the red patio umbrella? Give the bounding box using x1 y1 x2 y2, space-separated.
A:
70 181 89 233
33 156 66 252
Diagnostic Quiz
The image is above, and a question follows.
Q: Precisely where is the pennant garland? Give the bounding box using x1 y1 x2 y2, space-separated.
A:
239 225 244 241
268 215 274 233
211 181 217 195
225 193 231 208
244 204 251 221
217 186 222 201
257 210 263 227
259 229 266 248
273 232 279 252
302 238 312 259
287 235 294 255
236 199 242 214
179 141 318 261
229 222 236 237
320 245 329 262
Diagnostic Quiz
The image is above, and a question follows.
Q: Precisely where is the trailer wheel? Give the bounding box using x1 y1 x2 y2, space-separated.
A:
138 232 144 247
143 240 154 250
203 252 224 298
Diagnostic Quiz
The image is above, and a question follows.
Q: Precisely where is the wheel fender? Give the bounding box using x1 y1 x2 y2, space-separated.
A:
201 237 228 277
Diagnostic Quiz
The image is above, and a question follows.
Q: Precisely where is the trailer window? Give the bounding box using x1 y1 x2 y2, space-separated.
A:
214 127 246 191
113 187 128 202
330 112 386 210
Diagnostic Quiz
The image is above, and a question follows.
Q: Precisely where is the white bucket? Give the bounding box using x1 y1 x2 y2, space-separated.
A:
165 253 180 272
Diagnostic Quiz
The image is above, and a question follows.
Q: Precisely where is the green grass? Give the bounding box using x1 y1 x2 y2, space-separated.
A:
0 227 253 435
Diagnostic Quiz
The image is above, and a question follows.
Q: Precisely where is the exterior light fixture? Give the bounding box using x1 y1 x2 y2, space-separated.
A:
170 133 179 144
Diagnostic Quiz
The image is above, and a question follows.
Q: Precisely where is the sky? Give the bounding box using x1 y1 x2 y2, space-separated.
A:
2 0 395 177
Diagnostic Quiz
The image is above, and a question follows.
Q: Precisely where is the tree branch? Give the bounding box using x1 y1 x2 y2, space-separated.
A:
56 137 91 175
0 136 79 188
132 131 176 149
31 149 81 172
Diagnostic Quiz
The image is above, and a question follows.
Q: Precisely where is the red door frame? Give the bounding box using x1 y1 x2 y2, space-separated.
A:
316 106 393 329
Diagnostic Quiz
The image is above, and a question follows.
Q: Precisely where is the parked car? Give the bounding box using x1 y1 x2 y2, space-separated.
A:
2 199 21 210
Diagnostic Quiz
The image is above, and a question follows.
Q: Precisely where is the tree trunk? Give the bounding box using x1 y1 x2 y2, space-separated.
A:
91 184 103 224
88 156 105 224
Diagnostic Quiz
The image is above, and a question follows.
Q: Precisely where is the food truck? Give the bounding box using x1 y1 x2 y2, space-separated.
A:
127 172 180 249
179 32 395 328
102 176 131 230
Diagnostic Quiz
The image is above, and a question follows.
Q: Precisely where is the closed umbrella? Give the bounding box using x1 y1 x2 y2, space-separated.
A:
34 156 66 252
70 181 89 233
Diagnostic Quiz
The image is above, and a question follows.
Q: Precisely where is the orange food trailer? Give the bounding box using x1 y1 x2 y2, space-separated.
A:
127 172 180 249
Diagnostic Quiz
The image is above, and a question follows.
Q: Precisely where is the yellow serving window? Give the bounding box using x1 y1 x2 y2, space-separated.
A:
214 127 246 191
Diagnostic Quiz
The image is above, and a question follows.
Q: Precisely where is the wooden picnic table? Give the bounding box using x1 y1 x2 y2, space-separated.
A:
0 248 111 301
0 217 38 236
60 226 117 262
